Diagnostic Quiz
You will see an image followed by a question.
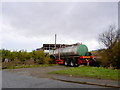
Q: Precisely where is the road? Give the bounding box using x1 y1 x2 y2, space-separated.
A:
2 70 105 88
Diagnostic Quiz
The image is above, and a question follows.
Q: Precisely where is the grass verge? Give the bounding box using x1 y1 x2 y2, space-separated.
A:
49 66 119 80
2 64 56 69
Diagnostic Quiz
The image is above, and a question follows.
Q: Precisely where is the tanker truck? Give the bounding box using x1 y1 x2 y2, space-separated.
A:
49 43 97 67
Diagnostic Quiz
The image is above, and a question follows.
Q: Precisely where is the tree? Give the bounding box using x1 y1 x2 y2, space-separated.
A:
98 25 120 68
99 25 119 49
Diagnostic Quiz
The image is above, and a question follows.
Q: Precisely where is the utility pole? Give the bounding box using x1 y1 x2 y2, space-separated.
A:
55 34 56 49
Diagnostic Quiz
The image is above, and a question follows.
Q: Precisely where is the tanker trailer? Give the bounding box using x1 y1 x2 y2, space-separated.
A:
49 44 95 67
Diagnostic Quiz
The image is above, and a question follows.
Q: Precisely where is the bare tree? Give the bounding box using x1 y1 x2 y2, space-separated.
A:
99 25 119 49
98 25 120 68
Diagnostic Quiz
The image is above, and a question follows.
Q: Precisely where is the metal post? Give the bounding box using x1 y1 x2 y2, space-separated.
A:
55 34 56 49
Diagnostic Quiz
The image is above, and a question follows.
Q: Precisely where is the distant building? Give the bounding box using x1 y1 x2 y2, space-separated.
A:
36 43 81 51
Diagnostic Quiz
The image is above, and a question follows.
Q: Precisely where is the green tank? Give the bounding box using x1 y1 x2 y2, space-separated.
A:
77 44 88 56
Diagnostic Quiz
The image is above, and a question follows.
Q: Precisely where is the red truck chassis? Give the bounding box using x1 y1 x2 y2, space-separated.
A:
55 55 93 65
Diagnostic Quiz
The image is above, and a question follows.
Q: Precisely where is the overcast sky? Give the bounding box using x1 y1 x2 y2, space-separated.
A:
1 2 118 52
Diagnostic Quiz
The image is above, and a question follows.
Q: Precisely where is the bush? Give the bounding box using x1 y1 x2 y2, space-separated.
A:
99 42 120 69
1 49 51 69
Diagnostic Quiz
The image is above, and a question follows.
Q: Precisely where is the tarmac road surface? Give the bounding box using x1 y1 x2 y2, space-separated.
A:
2 70 105 88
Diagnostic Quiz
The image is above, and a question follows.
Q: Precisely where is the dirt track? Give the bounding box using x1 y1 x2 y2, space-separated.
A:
4 65 69 78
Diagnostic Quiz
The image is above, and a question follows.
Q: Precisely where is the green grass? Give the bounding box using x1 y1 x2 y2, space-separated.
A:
49 66 119 80
2 64 56 69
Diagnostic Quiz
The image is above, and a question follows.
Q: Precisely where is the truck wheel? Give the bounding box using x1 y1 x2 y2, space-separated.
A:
70 60 74 67
64 59 69 66
64 60 68 66
74 63 79 67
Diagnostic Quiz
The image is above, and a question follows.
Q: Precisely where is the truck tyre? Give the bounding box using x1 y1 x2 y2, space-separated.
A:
64 59 69 66
70 58 76 67
74 63 79 67
70 60 74 67
64 60 68 66
74 58 79 67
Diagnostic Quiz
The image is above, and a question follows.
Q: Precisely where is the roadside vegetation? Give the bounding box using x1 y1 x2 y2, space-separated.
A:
92 25 120 69
49 66 119 80
1 49 55 69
